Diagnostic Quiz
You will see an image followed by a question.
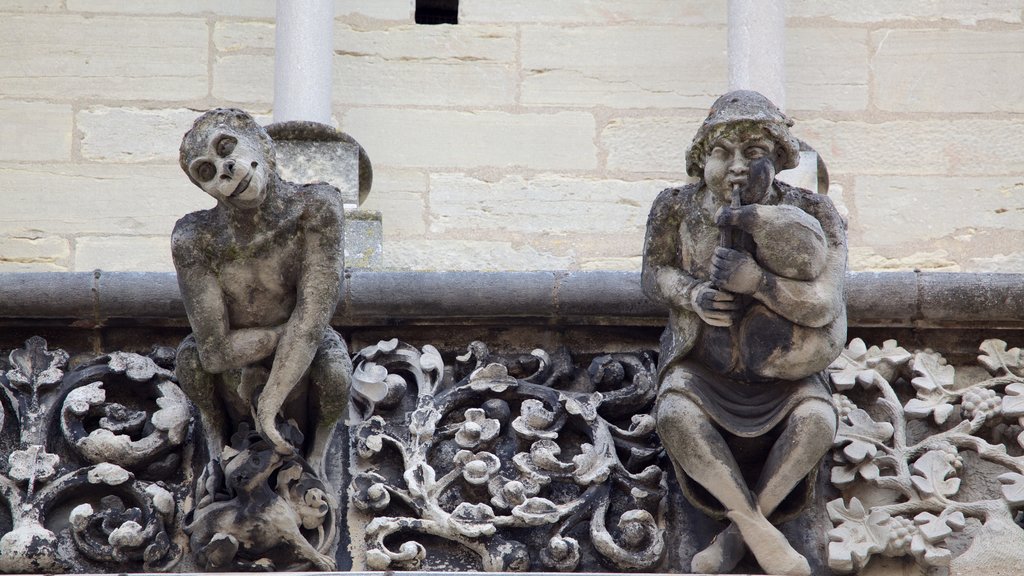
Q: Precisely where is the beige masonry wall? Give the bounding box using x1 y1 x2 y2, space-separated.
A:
1 0 1022 272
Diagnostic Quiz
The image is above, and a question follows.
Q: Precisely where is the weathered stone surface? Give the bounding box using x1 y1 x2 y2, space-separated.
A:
213 21 274 52
521 26 727 108
602 116 704 174
789 0 1023 24
383 239 574 271
79 107 200 163
336 23 516 61
0 101 72 162
871 29 1024 113
795 119 1024 176
336 57 516 107
429 174 670 235
359 169 428 237
345 210 383 269
579 256 643 271
849 247 961 272
335 0 410 20
274 138 361 204
344 109 597 170
0 164 211 236
0 0 61 10
213 53 274 104
787 28 869 111
461 0 726 24
74 236 174 272
0 236 69 272
67 0 275 16
855 176 1024 246
0 15 207 100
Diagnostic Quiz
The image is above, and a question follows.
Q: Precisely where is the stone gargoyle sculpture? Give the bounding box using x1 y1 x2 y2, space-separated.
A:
172 108 353 571
642 91 847 576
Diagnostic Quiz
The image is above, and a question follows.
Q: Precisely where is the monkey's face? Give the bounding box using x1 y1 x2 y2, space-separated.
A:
187 129 270 210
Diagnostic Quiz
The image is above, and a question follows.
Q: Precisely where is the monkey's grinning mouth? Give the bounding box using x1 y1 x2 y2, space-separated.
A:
229 173 252 198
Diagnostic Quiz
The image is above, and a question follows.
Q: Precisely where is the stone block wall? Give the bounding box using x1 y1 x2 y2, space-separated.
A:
1 0 1022 272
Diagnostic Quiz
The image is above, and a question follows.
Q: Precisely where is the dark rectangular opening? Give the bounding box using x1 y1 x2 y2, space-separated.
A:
415 0 458 24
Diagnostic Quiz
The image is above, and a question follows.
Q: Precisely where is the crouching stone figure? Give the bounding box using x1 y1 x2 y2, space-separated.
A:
172 108 352 571
642 91 846 576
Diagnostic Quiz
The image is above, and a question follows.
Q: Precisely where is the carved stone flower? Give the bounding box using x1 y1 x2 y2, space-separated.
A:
455 408 501 449
455 450 501 485
448 502 497 537
511 496 562 526
8 446 59 485
617 510 657 549
511 399 559 440
540 536 580 571
351 472 391 512
488 466 545 509
354 415 387 459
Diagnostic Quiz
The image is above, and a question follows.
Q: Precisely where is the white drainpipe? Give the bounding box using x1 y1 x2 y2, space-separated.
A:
728 0 786 110
273 0 335 124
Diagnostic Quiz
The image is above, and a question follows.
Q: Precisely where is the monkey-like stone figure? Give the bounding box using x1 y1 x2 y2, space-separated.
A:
172 108 351 571
642 91 846 576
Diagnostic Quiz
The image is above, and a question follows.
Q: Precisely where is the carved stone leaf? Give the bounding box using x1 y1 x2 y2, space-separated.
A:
6 336 68 391
1001 383 1024 419
998 472 1024 505
826 497 891 574
978 339 1024 377
909 511 964 567
404 461 437 500
469 363 517 393
906 352 958 424
7 445 59 484
911 451 961 498
836 408 893 463
829 338 911 391
562 392 603 423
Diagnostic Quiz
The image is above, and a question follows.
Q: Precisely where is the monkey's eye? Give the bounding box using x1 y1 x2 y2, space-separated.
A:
193 161 216 182
216 136 237 157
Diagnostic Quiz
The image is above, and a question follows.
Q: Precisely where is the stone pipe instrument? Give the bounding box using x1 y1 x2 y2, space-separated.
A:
717 156 773 253
716 157 773 320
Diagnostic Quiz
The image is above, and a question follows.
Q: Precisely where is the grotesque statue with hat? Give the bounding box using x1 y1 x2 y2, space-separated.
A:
642 91 846 575
172 108 351 570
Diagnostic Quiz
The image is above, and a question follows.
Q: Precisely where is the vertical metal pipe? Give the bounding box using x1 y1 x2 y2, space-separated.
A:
728 0 786 110
274 0 335 124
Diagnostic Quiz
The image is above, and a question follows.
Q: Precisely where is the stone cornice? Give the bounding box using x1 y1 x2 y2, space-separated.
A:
0 271 1022 329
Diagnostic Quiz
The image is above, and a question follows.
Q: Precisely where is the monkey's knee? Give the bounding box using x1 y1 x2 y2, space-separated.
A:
176 335 217 405
309 332 352 421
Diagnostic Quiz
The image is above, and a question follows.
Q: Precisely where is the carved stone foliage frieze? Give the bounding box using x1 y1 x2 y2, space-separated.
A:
0 337 188 573
826 338 1024 575
347 339 667 572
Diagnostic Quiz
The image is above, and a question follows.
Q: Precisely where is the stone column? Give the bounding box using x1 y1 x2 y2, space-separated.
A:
274 0 335 124
728 0 786 110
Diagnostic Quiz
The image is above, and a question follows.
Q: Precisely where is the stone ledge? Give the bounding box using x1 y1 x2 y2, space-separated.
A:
0 270 1021 330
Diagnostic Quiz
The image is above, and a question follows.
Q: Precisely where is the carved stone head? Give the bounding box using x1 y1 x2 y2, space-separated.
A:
684 90 800 178
179 108 277 210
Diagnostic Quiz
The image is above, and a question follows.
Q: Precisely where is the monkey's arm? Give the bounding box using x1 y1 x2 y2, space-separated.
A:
172 219 280 374
256 186 345 453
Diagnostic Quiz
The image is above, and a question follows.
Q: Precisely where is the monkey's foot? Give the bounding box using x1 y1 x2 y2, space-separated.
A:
690 522 744 574
727 509 810 576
